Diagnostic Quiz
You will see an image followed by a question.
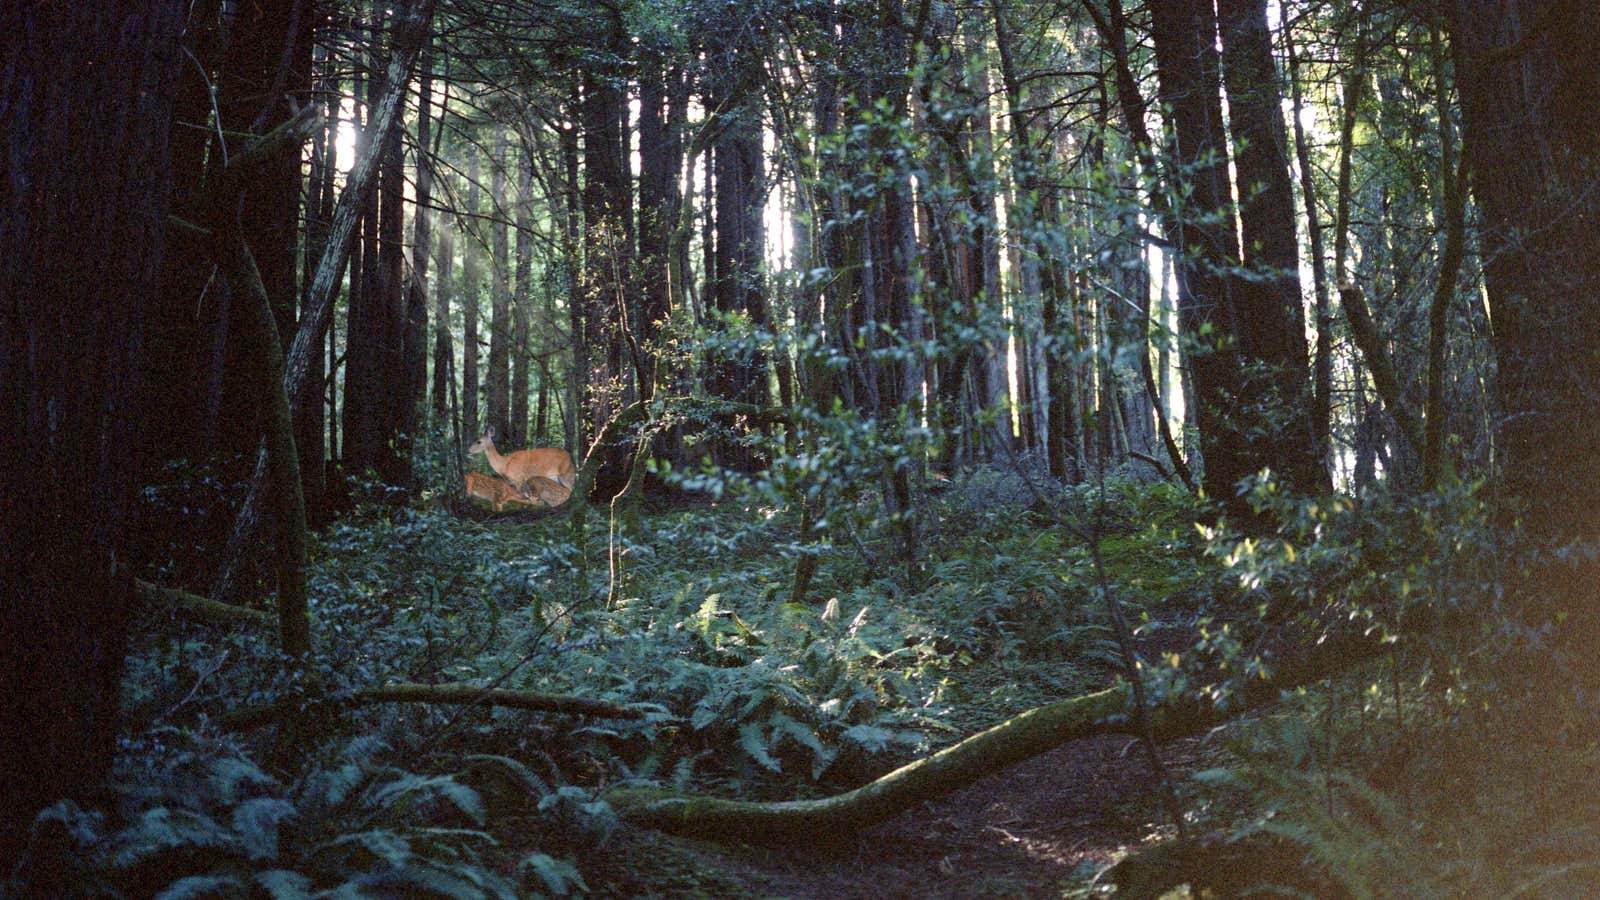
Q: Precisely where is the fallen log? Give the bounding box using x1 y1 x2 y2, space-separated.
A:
607 631 1383 841
134 577 273 629
221 682 644 731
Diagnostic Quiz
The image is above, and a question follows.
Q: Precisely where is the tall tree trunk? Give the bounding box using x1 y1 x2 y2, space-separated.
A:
343 22 384 475
297 42 333 522
143 0 226 471
376 50 408 484
487 124 512 443
462 150 482 442
1215 0 1323 493
1088 0 1196 489
0 0 183 861
638 64 677 402
1421 23 1466 491
211 0 436 601
1450 0 1600 569
712 106 770 470
580 25 633 491
432 202 455 417
402 34 435 477
512 143 533 447
1285 12 1334 481
560 116 585 454
211 0 312 459
1149 0 1254 516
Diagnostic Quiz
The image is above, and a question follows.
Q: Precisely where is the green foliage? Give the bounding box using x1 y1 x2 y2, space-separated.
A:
11 730 570 898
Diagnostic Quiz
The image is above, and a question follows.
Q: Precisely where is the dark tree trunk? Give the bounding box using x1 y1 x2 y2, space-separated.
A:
712 108 770 470
0 0 183 860
209 0 436 601
512 144 533 447
297 43 336 522
343 26 384 475
206 0 312 460
560 116 585 453
1285 13 1334 481
462 150 482 441
376 50 408 484
1149 0 1255 516
487 124 512 444
638 63 681 402
1450 0 1600 574
143 0 226 470
432 201 455 417
402 35 435 476
1215 0 1322 493
580 28 633 491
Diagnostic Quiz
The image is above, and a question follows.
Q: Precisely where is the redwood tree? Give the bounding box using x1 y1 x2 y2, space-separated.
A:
1450 0 1600 612
0 0 184 860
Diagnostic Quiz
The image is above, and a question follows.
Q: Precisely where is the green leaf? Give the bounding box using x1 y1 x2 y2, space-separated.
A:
253 869 313 899
108 808 237 869
840 724 894 753
232 797 296 861
739 722 782 772
368 775 486 827
519 852 589 897
464 754 550 799
155 874 246 899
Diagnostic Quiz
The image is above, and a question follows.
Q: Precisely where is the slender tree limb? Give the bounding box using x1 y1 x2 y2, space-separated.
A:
1424 23 1467 490
220 683 643 731
212 218 311 656
211 101 322 199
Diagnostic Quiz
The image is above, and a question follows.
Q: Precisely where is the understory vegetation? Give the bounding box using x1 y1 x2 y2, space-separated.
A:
15 447 1591 897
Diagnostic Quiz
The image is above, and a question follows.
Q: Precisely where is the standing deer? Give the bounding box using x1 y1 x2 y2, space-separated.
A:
467 426 578 493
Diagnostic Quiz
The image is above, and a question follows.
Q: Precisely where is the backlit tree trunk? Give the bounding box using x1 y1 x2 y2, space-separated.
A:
1216 0 1323 493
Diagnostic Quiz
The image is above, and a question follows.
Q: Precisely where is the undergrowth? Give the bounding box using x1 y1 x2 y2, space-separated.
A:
17 463 1581 897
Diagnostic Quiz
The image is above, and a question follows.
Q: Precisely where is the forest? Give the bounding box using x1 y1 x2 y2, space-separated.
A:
3 0 1598 895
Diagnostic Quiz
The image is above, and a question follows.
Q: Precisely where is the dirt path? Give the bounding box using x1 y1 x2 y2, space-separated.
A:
649 734 1207 898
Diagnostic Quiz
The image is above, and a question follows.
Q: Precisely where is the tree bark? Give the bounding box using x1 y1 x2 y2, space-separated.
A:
487 124 513 443
512 144 533 447
1215 0 1323 494
1148 0 1254 515
222 683 643 731
0 0 184 860
1449 0 1600 602
1285 13 1334 481
462 149 483 441
402 34 435 476
580 23 635 492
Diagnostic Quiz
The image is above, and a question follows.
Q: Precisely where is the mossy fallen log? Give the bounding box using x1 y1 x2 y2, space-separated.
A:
608 632 1381 841
133 577 273 629
221 682 644 731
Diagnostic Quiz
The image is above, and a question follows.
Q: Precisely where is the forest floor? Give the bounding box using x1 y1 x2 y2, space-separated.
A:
614 733 1211 898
